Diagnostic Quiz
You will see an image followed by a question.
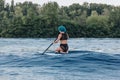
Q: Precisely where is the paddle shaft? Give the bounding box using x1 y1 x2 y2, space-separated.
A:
42 43 53 55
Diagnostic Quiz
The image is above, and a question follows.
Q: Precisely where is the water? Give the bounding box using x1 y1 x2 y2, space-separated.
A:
0 38 120 80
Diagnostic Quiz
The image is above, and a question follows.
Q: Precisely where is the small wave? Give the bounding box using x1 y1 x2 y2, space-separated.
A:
0 50 119 70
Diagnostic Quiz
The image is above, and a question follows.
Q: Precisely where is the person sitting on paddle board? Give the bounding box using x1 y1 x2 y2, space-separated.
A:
54 25 69 53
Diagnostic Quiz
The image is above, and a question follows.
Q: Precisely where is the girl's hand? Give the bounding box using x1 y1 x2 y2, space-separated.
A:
54 40 58 43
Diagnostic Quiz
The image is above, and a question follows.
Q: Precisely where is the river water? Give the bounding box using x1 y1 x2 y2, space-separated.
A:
0 38 120 80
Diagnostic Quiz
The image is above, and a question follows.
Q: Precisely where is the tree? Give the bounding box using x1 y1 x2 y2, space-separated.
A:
14 6 23 17
0 0 5 12
0 1 120 38
10 0 14 12
109 7 120 37
40 2 59 35
86 14 110 37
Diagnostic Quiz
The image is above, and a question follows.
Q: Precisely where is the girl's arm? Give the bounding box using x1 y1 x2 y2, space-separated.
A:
54 33 62 43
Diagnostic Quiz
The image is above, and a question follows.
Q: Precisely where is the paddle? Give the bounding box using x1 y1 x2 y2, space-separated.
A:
41 42 54 55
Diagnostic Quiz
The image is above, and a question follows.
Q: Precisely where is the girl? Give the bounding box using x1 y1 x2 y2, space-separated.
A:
54 25 69 53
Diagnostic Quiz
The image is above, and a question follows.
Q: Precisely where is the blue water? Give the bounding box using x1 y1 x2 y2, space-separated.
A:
0 38 120 80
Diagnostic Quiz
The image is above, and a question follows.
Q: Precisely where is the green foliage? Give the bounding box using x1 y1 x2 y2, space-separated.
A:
109 7 120 37
0 0 120 38
86 15 110 37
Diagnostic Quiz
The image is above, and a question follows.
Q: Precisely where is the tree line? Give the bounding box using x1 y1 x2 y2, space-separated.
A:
0 0 120 38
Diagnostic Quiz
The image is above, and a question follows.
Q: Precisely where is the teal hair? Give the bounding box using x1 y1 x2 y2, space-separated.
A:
58 25 66 32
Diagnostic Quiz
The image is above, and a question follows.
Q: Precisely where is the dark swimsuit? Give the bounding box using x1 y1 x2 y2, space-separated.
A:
60 33 69 52
60 44 68 52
